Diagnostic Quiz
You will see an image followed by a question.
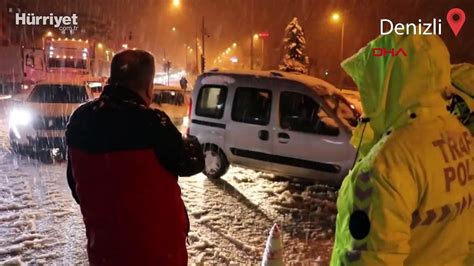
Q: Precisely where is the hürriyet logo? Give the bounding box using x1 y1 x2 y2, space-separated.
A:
12 10 79 35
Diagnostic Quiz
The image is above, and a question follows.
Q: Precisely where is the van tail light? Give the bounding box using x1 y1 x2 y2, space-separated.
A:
186 98 192 135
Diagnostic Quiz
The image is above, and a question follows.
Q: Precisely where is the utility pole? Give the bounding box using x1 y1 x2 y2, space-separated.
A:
185 45 188 71
163 49 170 86
195 37 199 74
250 0 255 70
200 16 206 73
250 34 254 70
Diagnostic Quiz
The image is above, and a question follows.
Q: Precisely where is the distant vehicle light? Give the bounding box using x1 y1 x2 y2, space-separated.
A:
88 82 102 87
10 109 32 126
182 116 189 128
49 46 54 51
83 48 88 53
230 56 238 63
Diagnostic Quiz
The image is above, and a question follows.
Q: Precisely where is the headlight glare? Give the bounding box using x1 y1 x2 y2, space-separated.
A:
10 109 32 126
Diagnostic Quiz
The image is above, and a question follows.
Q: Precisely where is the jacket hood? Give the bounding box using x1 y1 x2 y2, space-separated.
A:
342 33 451 142
451 63 474 110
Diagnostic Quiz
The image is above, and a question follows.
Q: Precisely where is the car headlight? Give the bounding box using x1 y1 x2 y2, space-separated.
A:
10 109 32 126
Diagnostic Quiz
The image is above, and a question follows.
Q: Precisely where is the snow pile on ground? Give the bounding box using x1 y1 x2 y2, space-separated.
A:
178 166 338 265
0 152 86 264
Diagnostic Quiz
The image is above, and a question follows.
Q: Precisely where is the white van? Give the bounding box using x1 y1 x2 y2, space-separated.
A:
189 70 361 185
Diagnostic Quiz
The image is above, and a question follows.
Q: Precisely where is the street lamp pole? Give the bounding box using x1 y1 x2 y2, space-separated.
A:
185 45 188 71
195 36 199 73
250 34 254 70
201 16 206 73
340 22 345 62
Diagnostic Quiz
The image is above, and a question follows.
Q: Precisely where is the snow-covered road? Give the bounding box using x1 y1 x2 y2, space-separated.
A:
0 100 337 265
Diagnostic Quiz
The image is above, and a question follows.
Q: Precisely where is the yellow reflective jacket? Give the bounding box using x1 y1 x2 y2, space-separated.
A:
450 63 474 134
331 33 474 265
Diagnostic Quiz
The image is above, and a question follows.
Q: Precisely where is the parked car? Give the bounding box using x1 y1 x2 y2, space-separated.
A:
150 84 190 130
88 81 104 98
9 79 92 161
189 69 361 185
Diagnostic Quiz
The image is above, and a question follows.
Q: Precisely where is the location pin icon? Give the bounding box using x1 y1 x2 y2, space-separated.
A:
447 8 466 37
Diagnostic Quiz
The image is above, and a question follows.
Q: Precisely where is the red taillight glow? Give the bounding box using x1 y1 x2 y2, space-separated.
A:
186 98 192 135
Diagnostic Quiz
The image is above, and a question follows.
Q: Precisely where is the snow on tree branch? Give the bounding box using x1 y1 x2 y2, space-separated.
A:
279 17 309 74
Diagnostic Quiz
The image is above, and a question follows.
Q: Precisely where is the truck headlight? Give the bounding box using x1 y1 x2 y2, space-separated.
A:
10 109 32 126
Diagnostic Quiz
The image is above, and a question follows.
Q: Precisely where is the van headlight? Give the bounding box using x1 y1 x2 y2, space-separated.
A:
9 109 32 126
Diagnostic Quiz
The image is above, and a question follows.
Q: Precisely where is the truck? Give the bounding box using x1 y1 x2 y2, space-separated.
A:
0 46 45 94
43 36 110 78
0 36 111 95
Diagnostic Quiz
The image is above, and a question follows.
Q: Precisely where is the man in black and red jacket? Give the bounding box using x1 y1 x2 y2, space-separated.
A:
66 50 204 265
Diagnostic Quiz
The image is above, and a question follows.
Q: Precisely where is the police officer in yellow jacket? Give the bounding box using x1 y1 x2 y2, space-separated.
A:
449 63 474 134
331 32 474 265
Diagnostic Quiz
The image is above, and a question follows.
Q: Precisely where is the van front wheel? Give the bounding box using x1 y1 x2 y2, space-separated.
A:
203 146 229 179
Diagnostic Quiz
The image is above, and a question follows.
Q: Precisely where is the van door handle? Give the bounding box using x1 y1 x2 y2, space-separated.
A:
258 130 269 141
278 132 290 143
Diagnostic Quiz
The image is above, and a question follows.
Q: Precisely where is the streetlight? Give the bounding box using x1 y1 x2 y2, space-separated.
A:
172 27 176 32
97 43 103 49
46 31 53 37
172 0 180 8
331 12 345 62
232 43 237 48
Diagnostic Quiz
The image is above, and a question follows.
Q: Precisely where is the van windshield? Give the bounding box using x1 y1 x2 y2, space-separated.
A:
154 90 185 105
323 94 360 129
29 84 88 103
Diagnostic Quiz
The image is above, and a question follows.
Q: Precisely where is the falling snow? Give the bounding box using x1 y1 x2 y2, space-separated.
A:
0 98 338 264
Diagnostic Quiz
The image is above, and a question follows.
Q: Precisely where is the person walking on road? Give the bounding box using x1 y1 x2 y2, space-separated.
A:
66 49 204 265
179 76 188 91
331 33 474 265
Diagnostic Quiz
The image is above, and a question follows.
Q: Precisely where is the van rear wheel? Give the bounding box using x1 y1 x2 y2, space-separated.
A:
203 146 229 179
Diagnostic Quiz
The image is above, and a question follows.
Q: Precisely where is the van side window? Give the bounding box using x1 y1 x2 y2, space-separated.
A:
196 86 227 119
280 92 339 136
232 87 272 125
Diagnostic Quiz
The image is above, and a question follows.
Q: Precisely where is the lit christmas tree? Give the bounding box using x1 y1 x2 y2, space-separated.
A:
279 17 309 74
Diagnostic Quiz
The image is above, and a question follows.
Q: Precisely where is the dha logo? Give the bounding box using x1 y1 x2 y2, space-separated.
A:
14 12 79 35
372 48 408 57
